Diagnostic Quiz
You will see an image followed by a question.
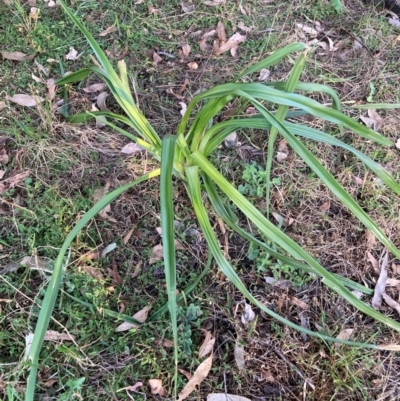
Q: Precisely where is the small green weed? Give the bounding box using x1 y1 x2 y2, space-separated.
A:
177 303 203 356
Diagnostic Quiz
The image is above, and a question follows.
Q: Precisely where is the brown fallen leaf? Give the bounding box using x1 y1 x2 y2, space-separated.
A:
44 330 75 341
148 5 161 14
35 59 49 76
83 83 107 93
1 51 26 61
126 382 143 392
0 170 31 195
198 330 215 358
181 43 191 57
367 251 380 274
215 32 246 55
99 25 117 37
177 355 213 401
47 78 56 101
32 73 44 83
187 61 198 70
148 379 166 396
371 250 389 310
97 91 109 111
179 368 191 380
82 266 105 281
366 230 377 249
207 395 251 401
237 21 254 33
290 296 309 310
360 109 382 132
6 94 44 107
319 201 330 213
0 101 6 111
272 212 293 227
153 51 163 65
121 142 145 155
296 23 318 37
93 181 117 222
107 259 123 285
162 338 174 347
334 328 354 348
116 304 151 332
234 339 245 369
383 293 400 316
216 21 226 43
204 0 225 5
149 243 163 264
123 227 135 245
0 148 9 165
0 170 5 179
132 261 142 278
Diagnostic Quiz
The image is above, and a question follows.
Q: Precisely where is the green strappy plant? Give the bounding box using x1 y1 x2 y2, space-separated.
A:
25 1 400 399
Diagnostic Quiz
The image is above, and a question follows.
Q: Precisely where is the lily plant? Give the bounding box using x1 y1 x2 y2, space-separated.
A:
25 1 400 399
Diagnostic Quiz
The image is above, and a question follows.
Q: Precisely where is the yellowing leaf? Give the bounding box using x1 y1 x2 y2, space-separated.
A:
116 305 151 332
6 94 44 107
177 355 213 401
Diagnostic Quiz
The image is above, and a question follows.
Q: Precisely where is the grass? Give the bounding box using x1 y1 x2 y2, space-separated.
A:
1 0 400 400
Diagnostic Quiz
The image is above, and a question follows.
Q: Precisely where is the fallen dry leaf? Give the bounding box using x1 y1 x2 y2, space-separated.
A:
296 23 318 37
127 382 143 392
97 91 109 111
107 259 123 285
198 330 215 358
99 25 117 37
35 59 49 76
360 109 382 132
148 5 161 14
116 304 151 332
20 256 50 270
93 182 117 222
181 1 195 12
366 230 377 249
149 243 163 264
258 68 270 81
6 94 44 107
372 250 389 310
82 266 105 281
334 328 354 347
388 17 400 28
290 296 309 310
153 51 163 65
47 78 56 101
121 142 145 155
187 61 198 70
396 138 400 150
44 330 75 341
29 7 39 20
217 21 226 43
272 212 293 227
367 251 380 274
0 170 5 179
177 355 213 401
207 394 251 401
0 148 8 165
204 0 225 5
83 83 107 93
0 101 6 111
179 368 191 380
162 338 174 347
182 43 191 57
234 340 245 370
215 32 246 55
383 293 400 316
1 51 26 61
148 379 166 396
32 73 44 83
319 201 330 213
237 21 254 33
265 276 292 289
65 47 80 61
0 170 31 195
276 152 287 162
241 302 255 324
179 102 188 116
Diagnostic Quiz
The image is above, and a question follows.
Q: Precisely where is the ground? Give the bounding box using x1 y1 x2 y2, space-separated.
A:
1 0 400 400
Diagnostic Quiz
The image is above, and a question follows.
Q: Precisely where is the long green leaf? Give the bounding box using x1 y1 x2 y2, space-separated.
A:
25 169 160 401
202 173 373 295
237 42 307 79
186 166 380 348
160 135 178 398
190 151 400 333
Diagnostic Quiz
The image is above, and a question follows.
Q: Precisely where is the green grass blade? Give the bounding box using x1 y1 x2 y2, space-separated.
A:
190 151 400 333
348 103 400 109
160 134 178 398
186 166 378 348
25 169 160 401
237 42 307 79
202 173 373 295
